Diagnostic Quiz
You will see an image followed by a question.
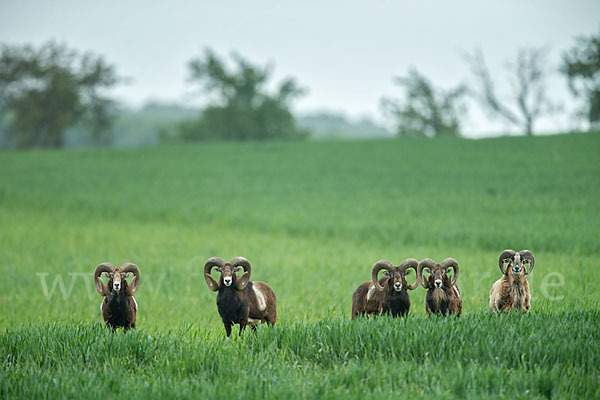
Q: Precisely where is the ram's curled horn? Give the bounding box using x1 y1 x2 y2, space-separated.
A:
519 250 535 275
204 257 226 292
441 258 459 286
120 263 141 296
417 259 436 289
371 260 394 292
231 257 252 291
400 258 420 290
498 250 516 275
94 262 115 296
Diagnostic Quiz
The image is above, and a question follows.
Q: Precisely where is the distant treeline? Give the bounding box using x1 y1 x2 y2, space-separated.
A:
1 28 599 149
0 103 392 148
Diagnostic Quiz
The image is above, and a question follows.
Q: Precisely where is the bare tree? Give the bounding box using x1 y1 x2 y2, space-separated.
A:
464 47 557 136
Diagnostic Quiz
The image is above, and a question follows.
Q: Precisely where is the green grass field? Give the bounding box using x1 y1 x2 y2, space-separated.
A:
1 134 599 398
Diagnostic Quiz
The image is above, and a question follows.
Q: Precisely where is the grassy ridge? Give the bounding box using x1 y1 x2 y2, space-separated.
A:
1 134 599 255
1 133 599 398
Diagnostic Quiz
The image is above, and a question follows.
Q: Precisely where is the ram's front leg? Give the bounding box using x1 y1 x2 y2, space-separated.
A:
223 321 233 340
522 292 531 312
237 304 250 336
238 319 247 336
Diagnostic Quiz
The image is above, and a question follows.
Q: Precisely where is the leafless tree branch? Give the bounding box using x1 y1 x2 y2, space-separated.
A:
464 47 556 135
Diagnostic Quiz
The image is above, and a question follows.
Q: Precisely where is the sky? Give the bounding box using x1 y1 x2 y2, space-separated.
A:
1 1 599 137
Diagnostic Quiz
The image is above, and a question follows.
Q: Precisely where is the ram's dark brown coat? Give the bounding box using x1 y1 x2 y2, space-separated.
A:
351 259 419 319
204 257 276 338
418 258 462 317
94 262 140 331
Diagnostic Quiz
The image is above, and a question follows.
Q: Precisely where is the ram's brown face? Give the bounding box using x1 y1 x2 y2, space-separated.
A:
422 265 451 289
103 269 131 293
383 269 410 292
508 253 525 276
214 264 242 287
